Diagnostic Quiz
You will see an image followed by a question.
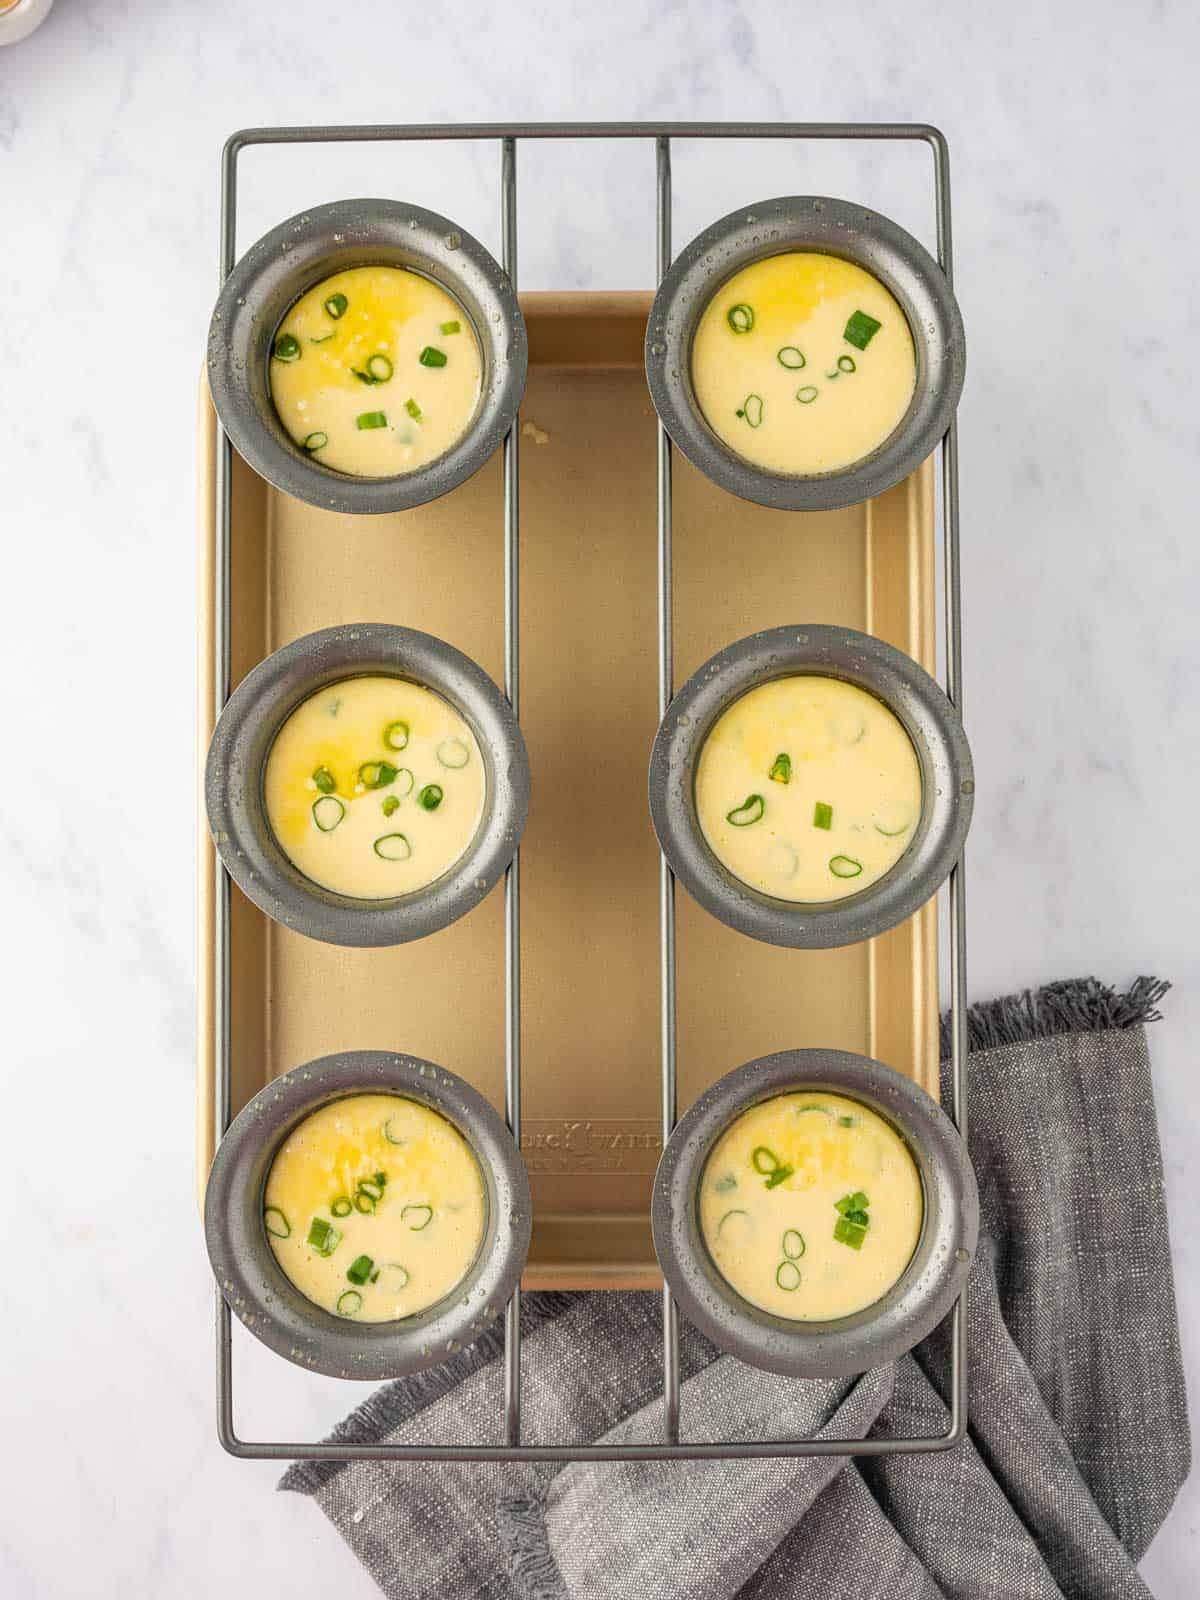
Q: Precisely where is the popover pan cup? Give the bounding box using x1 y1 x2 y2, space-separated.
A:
207 197 527 515
645 194 965 512
648 624 973 949
205 622 529 948
652 1048 978 1379
205 1050 531 1380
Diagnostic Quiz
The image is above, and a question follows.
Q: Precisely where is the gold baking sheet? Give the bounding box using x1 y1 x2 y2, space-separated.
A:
197 290 937 1289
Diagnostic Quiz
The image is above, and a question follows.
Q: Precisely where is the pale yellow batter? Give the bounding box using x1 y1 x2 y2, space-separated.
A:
270 265 482 476
265 675 485 900
264 1093 486 1322
700 1091 923 1320
691 252 916 474
695 675 921 902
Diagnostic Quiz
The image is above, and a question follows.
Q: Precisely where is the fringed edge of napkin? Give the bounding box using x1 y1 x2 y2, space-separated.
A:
939 975 1168 1058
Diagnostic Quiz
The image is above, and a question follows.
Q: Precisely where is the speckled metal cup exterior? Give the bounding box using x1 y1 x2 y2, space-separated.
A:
645 194 965 511
205 623 529 948
207 198 527 514
648 624 973 949
652 1049 978 1379
204 1051 532 1381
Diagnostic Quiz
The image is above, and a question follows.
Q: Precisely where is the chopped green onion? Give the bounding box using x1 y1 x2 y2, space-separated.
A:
776 1260 802 1291
346 1254 374 1286
312 766 336 794
307 1217 342 1256
844 1208 870 1226
373 1170 387 1188
273 332 300 362
436 738 470 769
393 768 415 796
352 367 379 385
439 320 462 335
726 794 765 827
419 346 448 368
357 1179 384 1202
366 352 394 383
795 1104 834 1118
777 346 806 369
403 1203 433 1231
336 1289 363 1316
405 397 422 420
874 818 912 837
353 1191 376 1215
310 334 335 345
382 794 400 818
356 410 388 430
358 760 399 789
768 752 791 785
829 854 863 879
373 832 412 862
796 385 819 404
843 309 881 350
833 1218 868 1249
312 795 345 832
726 303 754 333
782 1228 806 1259
835 1191 869 1215
813 801 833 830
331 1196 352 1219
383 720 410 751
837 354 857 374
382 1118 405 1145
418 783 443 812
377 1262 410 1290
324 292 349 320
838 1114 855 1127
716 1208 751 1237
752 1146 781 1175
738 393 764 428
263 1206 290 1239
303 431 329 453
713 1173 738 1193
765 1166 794 1190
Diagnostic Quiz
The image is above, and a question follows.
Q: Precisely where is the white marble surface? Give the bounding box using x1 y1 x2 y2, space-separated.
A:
2 0 1197 1593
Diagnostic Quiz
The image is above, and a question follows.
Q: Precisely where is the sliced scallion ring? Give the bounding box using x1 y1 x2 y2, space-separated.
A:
310 334 335 345
716 1208 751 1238
436 738 470 769
776 346 806 369
357 1179 384 1202
393 768 415 796
782 1228 806 1260
377 1262 411 1290
829 854 864 879
373 832 412 862
382 795 400 818
726 303 754 333
356 410 388 430
353 1191 376 1215
419 346 448 368
273 332 301 362
312 795 345 832
383 720 410 751
874 817 912 837
330 1196 353 1219
306 1217 341 1256
738 393 764 428
336 1289 363 1316
726 794 765 827
263 1206 290 1239
324 292 349 319
776 1260 802 1291
302 431 329 453
403 1203 434 1231
417 783 443 812
312 765 336 794
837 354 857 374
796 385 819 404
751 1146 781 1174
768 752 791 785
382 1118 405 1145
358 760 399 790
366 352 394 383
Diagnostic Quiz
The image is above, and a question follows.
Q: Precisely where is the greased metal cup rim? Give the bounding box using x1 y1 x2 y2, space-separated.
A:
644 194 965 511
205 622 529 948
651 1048 978 1378
204 1050 532 1381
207 197 527 515
648 624 973 949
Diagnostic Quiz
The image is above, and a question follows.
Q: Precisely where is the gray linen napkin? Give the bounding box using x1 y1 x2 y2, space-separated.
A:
281 977 1189 1600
